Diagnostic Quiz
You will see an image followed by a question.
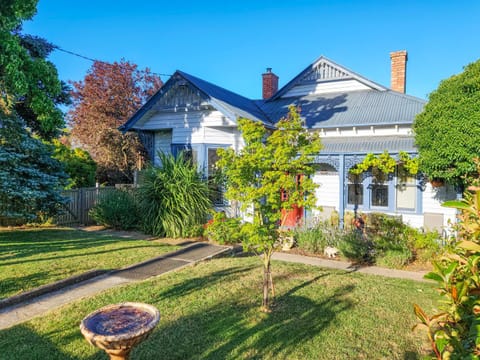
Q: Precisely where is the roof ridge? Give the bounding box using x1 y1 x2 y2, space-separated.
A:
268 55 388 101
177 70 251 102
177 70 274 124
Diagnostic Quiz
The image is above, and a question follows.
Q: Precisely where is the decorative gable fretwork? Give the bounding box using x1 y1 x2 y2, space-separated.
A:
154 81 207 111
303 61 351 82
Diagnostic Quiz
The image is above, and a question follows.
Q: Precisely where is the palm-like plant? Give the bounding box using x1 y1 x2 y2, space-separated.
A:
138 152 211 238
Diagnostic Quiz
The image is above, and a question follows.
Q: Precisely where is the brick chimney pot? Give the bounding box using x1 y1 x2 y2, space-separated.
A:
262 68 279 99
390 50 408 93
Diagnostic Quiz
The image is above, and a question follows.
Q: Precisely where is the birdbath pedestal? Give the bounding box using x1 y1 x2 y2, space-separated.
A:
80 302 160 360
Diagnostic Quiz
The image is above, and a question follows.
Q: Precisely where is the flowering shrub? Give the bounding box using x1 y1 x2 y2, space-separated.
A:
204 211 243 245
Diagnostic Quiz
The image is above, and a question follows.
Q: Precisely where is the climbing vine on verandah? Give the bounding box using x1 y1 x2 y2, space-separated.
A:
349 151 419 177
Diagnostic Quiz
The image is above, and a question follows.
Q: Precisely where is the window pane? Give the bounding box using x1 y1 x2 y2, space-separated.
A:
208 148 224 205
396 185 416 210
182 149 197 166
371 185 388 207
208 148 220 174
347 184 363 205
397 165 416 184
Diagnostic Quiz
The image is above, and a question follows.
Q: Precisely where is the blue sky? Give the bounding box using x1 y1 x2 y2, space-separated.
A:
24 0 479 100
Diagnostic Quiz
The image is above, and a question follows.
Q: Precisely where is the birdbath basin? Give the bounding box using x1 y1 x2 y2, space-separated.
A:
80 302 160 360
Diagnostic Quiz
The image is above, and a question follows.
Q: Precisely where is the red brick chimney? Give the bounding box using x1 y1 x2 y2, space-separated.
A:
390 50 408 93
262 68 279 99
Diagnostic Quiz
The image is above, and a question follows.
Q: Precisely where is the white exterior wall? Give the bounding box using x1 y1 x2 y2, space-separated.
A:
422 184 458 231
399 214 424 229
312 172 339 216
138 98 458 232
284 79 371 97
140 111 204 144
138 110 237 146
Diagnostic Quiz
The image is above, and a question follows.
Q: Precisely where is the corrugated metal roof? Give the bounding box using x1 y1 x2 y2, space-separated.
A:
320 135 416 154
177 71 272 125
122 65 425 133
258 90 425 128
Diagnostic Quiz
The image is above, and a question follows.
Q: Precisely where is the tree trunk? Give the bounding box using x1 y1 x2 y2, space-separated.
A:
262 251 273 312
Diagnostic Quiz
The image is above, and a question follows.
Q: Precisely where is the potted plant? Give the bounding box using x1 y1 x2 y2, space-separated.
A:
429 178 444 188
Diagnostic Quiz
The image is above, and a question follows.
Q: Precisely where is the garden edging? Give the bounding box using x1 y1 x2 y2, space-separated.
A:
0 269 108 310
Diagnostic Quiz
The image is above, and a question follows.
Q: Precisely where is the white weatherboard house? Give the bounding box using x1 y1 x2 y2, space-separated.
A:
121 51 458 232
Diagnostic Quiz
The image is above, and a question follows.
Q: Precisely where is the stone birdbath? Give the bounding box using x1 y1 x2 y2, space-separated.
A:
80 302 160 360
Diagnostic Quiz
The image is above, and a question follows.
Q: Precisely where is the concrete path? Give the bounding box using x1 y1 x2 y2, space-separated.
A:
0 243 230 330
0 244 431 330
272 252 431 283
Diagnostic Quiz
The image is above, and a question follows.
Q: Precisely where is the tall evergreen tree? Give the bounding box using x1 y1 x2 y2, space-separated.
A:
0 0 69 221
0 0 67 140
0 114 67 221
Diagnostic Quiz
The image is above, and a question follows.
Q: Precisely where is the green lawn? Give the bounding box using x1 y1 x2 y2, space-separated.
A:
0 257 439 359
0 228 178 299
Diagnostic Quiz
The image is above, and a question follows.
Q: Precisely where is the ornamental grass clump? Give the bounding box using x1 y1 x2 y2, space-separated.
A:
137 152 211 238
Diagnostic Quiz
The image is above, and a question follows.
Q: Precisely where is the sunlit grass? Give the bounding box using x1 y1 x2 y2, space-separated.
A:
0 256 439 359
0 228 178 299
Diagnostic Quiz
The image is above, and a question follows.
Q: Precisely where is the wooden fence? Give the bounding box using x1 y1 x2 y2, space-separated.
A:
55 187 116 226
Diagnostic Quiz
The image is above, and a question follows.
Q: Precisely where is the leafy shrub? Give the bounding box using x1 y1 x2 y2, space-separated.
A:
294 226 326 253
51 138 96 189
338 230 372 263
409 229 443 263
376 248 413 268
365 213 415 266
89 189 139 230
183 224 205 238
137 152 211 238
414 183 480 358
204 211 242 245
293 220 344 254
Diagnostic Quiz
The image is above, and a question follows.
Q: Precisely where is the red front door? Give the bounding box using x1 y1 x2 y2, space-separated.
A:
280 174 304 227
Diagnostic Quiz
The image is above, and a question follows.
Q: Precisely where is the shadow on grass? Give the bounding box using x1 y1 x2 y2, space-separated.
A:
135 273 354 359
152 265 257 301
0 228 172 266
0 271 51 300
0 324 98 360
1 244 173 267
0 259 428 360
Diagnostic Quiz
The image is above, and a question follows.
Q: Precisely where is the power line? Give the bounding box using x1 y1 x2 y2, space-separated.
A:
53 46 172 78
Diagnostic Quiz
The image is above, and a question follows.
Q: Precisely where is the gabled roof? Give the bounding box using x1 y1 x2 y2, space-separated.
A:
121 70 272 132
269 56 388 100
122 55 425 133
259 89 425 128
177 71 271 125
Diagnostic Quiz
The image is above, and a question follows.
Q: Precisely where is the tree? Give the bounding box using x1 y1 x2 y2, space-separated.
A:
69 60 162 184
0 0 67 140
413 59 480 187
51 136 97 189
0 0 69 222
0 113 67 221
217 106 322 311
